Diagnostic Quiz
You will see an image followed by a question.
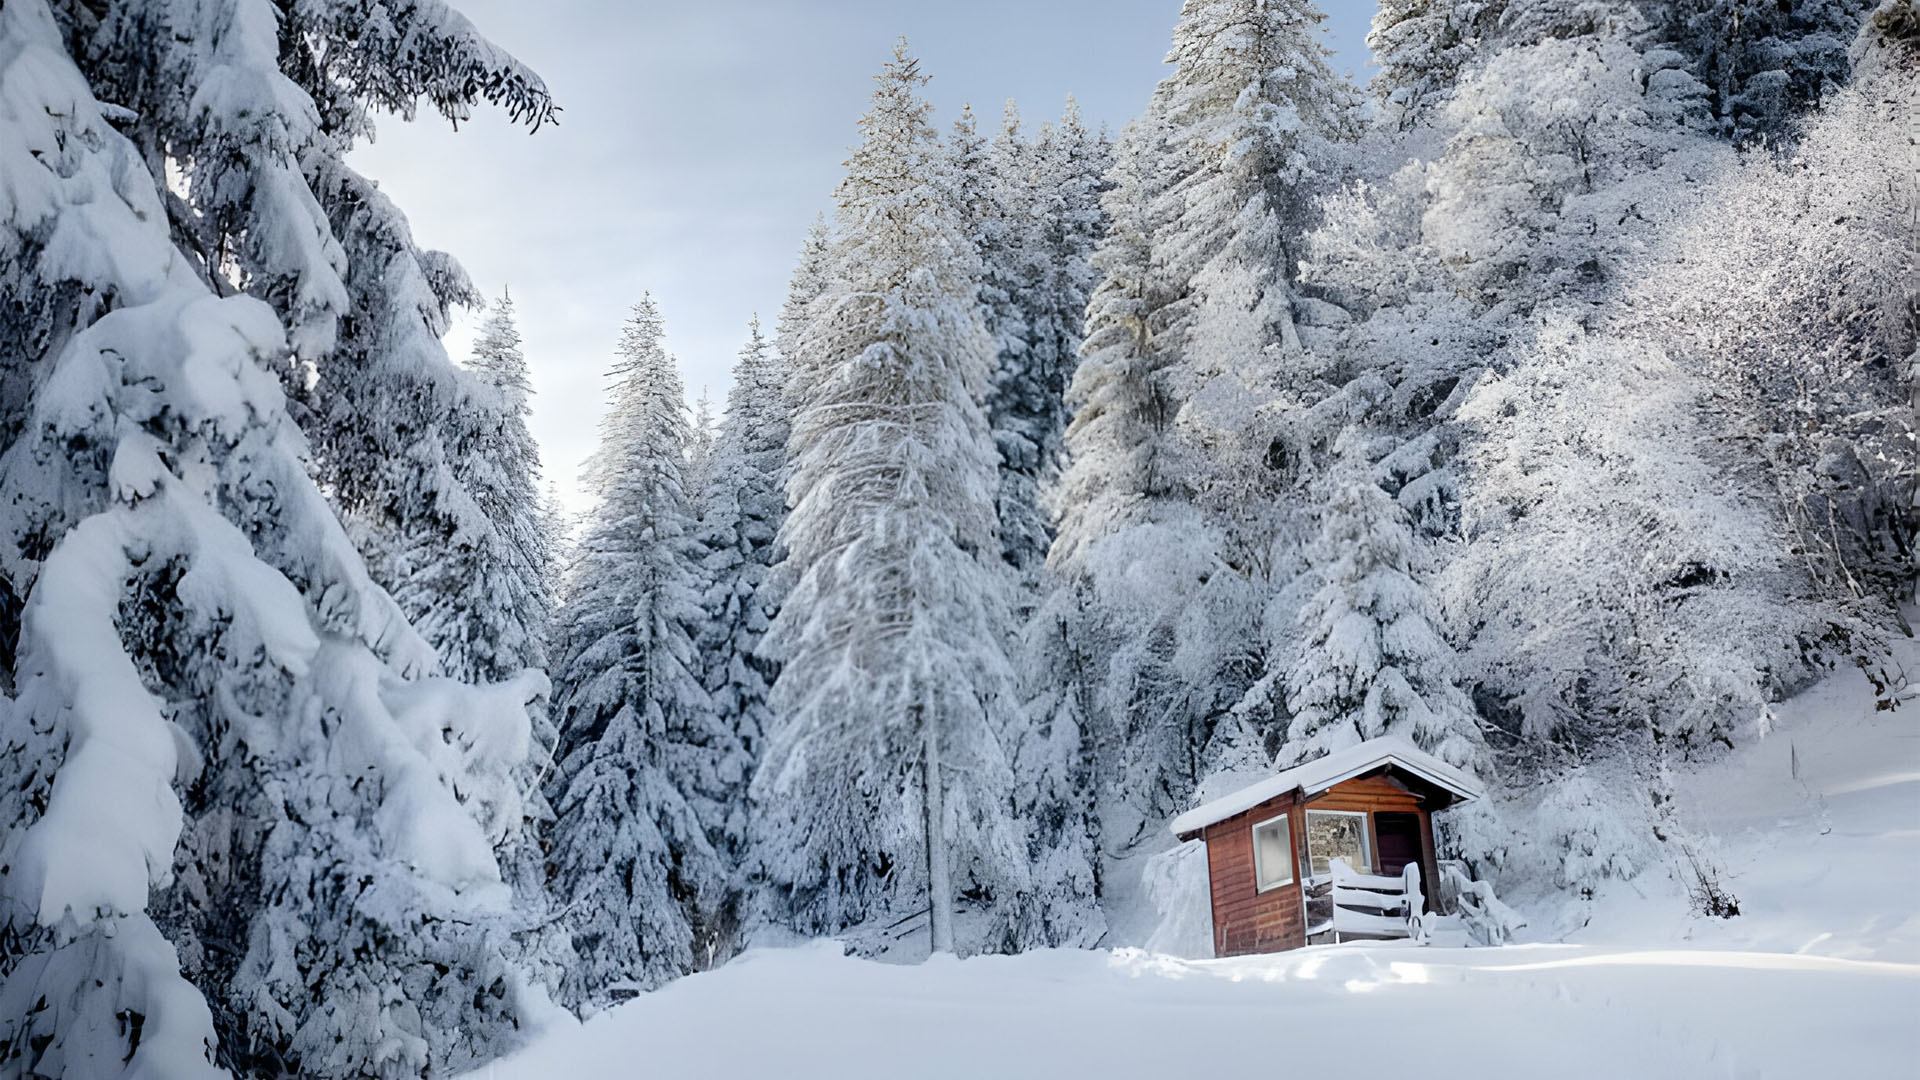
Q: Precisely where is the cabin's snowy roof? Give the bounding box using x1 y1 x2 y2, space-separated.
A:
1169 736 1485 838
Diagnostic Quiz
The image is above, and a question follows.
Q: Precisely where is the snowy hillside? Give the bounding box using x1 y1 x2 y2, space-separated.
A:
475 654 1920 1079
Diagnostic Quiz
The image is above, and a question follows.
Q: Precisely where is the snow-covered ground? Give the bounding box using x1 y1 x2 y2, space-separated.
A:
475 650 1920 1079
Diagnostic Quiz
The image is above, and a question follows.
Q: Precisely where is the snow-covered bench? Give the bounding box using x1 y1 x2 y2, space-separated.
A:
1308 858 1428 943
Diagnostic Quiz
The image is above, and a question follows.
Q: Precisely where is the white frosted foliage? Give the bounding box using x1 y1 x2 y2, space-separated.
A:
756 42 1031 952
0 2 557 1076
548 297 745 1005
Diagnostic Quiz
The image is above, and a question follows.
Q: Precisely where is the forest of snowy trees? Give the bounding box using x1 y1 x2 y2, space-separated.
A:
0 0 1913 1076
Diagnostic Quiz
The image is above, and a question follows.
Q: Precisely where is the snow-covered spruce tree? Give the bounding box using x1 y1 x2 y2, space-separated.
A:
994 102 1113 946
0 3 553 1077
439 288 566 980
1281 434 1487 772
775 214 833 369
69 0 557 664
988 100 1111 580
1042 0 1362 846
1149 0 1360 449
1129 0 1362 607
695 317 790 852
1045 99 1249 856
685 385 718 514
1367 0 1510 127
1667 0 1876 137
950 102 1038 574
755 43 1031 956
547 298 745 1005
1049 116 1176 574
400 289 556 685
1010 582 1110 946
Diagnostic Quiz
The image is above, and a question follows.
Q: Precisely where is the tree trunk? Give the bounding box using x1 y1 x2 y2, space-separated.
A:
925 719 954 956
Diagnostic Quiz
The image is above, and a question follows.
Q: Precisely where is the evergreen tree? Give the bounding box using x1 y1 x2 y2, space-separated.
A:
987 101 1112 578
776 214 834 370
547 299 744 1006
996 102 1113 944
444 288 567 979
686 385 718 511
1368 0 1508 127
755 43 1031 955
696 318 791 861
1149 0 1361 519
1045 0 1361 845
1282 435 1487 771
1669 0 1876 137
0 2 555 1075
1010 583 1109 946
1050 118 1176 573
398 288 556 685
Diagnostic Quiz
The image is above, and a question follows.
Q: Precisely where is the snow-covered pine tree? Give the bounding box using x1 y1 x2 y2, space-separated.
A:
1010 582 1109 946
685 385 718 512
996 101 1113 945
1150 0 1361 459
71 0 555 674
547 298 745 1005
440 287 566 979
988 100 1111 579
1668 0 1876 137
1282 434 1487 772
756 42 1031 955
775 214 834 370
1368 0 1508 127
696 317 791 858
1049 116 1175 573
1044 0 1361 846
0 2 553 1076
401 288 556 685
946 101 1047 576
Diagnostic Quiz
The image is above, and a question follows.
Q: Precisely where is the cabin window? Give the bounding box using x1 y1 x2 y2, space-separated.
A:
1251 813 1293 892
1306 809 1371 877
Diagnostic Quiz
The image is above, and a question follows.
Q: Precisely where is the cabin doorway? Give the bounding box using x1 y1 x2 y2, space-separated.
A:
1373 812 1421 875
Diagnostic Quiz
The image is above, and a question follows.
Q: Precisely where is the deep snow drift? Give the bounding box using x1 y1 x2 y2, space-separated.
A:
472 650 1920 1079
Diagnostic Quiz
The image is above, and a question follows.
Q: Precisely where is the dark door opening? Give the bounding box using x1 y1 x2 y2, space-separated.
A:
1373 812 1422 876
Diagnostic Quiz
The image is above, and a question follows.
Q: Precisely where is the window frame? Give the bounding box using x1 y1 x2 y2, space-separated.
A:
1250 812 1295 893
1305 808 1373 878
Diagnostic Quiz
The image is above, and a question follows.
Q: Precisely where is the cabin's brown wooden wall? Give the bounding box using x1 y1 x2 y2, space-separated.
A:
1203 792 1306 957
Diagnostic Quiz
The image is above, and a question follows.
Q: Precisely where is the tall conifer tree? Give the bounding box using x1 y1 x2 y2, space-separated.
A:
0 2 558 1075
1045 0 1361 844
696 318 791 859
755 43 1031 955
548 299 744 1005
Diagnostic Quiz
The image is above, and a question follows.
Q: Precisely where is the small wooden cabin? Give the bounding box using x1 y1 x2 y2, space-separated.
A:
1169 737 1483 958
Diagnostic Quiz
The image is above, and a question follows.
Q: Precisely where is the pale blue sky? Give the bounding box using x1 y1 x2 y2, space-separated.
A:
352 1 1378 510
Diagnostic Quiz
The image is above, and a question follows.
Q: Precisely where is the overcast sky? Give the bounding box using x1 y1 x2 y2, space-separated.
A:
350 1 1377 511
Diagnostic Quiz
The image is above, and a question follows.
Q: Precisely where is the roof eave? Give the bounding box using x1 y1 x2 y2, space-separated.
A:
1167 751 1484 839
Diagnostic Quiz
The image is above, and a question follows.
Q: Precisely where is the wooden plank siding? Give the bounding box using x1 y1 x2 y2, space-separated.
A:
1202 792 1306 958
1198 769 1452 957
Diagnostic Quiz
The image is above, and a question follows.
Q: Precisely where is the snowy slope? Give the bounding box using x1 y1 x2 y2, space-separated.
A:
473 942 1914 1080
1569 634 1920 962
475 649 1920 1079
